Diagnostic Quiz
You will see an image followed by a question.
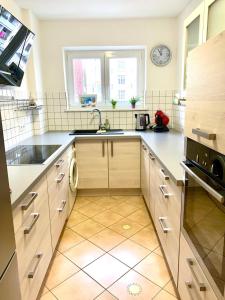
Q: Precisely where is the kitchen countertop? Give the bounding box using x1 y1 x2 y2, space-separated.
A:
8 130 185 208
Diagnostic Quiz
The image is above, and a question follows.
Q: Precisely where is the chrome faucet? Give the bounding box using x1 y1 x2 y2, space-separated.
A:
91 108 103 130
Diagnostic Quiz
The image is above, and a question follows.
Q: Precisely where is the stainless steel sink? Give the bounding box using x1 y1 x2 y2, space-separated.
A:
69 129 124 135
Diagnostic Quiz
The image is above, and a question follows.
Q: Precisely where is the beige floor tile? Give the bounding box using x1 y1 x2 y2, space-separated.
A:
73 197 92 209
83 254 130 288
72 219 106 238
45 254 79 290
57 229 84 252
109 239 150 267
110 203 138 217
130 226 159 251
40 291 57 300
63 240 105 268
154 246 163 257
95 291 118 300
51 270 104 300
164 280 177 297
127 209 151 226
153 290 177 300
134 252 171 287
77 202 107 217
109 218 144 238
124 196 146 209
111 195 129 204
108 270 160 300
66 210 88 228
89 228 126 251
92 210 123 226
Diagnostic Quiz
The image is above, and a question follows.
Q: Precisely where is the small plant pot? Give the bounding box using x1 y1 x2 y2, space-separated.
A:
112 104 116 109
131 103 136 109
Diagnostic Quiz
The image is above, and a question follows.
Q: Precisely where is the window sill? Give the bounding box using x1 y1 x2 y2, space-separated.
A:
65 107 148 112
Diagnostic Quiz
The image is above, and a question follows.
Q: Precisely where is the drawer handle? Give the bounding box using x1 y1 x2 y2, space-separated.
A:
55 172 65 183
185 281 199 299
24 213 40 234
111 141 114 157
21 192 38 211
192 128 216 141
102 141 105 157
149 152 155 160
186 258 207 292
158 217 170 233
159 185 170 199
28 253 43 279
57 200 67 212
142 144 147 151
55 159 64 168
160 168 169 180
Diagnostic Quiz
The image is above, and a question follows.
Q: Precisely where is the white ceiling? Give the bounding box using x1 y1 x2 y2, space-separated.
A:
15 0 192 20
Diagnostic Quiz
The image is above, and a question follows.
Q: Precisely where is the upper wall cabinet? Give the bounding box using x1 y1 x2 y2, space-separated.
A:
182 0 225 90
203 0 225 41
182 3 205 89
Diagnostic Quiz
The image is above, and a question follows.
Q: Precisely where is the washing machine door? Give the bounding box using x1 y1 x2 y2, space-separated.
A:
69 157 78 193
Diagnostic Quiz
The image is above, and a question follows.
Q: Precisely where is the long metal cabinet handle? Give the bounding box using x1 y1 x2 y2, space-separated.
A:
180 162 224 203
186 258 207 292
192 128 216 140
57 200 67 212
159 185 170 198
55 159 64 168
102 141 105 157
28 253 43 278
185 281 199 299
158 217 170 233
24 213 40 234
111 141 113 157
160 168 170 180
55 172 65 183
21 192 38 210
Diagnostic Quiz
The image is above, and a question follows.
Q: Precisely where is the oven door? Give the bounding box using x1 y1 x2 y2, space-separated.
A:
181 161 225 298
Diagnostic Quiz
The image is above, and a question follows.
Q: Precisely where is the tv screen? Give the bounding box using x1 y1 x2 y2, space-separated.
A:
0 6 35 86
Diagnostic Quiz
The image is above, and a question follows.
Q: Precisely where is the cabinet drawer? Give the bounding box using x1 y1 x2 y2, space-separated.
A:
51 198 68 250
13 176 48 233
16 189 50 280
154 203 167 250
20 225 52 300
178 234 217 300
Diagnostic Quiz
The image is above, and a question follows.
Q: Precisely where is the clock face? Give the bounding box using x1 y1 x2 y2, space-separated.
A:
150 45 171 66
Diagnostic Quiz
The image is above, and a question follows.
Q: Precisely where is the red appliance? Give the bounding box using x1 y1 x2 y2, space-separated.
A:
153 110 169 132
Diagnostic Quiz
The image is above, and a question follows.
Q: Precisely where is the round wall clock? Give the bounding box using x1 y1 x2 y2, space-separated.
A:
150 45 172 67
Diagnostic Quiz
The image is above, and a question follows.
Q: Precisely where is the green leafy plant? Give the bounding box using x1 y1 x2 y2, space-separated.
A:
111 99 117 108
129 97 139 108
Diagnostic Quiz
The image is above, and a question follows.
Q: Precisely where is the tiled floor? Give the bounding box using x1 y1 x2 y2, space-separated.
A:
40 195 178 300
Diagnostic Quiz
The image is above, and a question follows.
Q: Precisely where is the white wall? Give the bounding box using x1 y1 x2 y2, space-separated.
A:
40 18 178 93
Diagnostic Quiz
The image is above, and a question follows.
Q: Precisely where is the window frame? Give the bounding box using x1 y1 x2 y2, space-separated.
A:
64 46 146 109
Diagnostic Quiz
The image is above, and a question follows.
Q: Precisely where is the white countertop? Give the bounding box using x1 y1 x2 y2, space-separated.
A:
8 130 185 208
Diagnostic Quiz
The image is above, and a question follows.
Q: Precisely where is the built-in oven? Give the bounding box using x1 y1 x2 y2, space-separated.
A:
181 138 225 299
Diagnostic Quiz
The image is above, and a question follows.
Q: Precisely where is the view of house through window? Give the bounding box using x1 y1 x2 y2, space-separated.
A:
65 48 145 108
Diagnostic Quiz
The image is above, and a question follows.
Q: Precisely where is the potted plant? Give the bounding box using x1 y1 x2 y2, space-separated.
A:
111 99 117 109
129 97 139 109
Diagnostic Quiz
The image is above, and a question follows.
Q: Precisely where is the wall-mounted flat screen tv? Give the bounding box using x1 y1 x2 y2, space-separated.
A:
0 6 35 86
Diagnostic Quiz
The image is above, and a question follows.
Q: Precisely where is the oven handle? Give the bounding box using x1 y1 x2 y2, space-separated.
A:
180 162 224 204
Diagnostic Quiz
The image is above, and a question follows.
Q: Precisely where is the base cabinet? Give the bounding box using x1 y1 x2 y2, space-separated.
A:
178 234 217 300
13 147 71 300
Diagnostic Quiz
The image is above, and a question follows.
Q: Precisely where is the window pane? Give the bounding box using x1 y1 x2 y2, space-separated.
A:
207 0 225 40
109 58 137 101
72 58 102 104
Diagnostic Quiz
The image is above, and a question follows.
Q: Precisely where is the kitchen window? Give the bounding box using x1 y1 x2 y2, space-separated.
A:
64 47 145 109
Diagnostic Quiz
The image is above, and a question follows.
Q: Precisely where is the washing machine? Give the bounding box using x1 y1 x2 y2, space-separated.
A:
68 145 78 214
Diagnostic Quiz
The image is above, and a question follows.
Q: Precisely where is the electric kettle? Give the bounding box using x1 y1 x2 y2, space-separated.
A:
135 114 150 131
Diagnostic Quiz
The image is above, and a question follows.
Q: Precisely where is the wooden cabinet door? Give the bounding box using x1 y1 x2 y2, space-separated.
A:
76 139 108 189
108 138 140 189
141 143 150 208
